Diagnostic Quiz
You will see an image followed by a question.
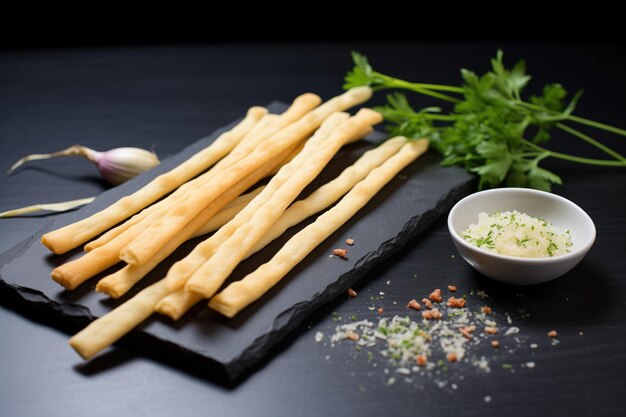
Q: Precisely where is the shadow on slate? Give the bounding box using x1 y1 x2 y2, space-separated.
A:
0 102 473 381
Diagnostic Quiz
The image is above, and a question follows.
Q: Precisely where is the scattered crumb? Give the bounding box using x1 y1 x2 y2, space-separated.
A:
416 355 427 366
377 307 384 315
460 326 476 339
346 331 359 341
315 332 324 342
386 280 391 285
347 288 357 298
491 340 500 348
448 285 457 292
368 306 375 311
548 330 558 338
421 298 433 309
451 254 455 259
407 299 421 311
530 343 538 349
526 361 535 369
396 367 411 375
333 248 348 259
505 327 520 336
484 395 492 403
447 352 458 363
476 290 489 299
429 289 443 303
447 297 466 308
481 306 492 314
484 327 498 335
579 331 584 336
422 309 442 320
345 238 355 246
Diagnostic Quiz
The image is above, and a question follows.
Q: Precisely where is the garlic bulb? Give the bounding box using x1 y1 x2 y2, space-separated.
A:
8 145 160 185
88 147 160 185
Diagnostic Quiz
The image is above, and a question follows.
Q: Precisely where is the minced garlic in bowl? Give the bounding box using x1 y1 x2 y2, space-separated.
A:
462 210 573 258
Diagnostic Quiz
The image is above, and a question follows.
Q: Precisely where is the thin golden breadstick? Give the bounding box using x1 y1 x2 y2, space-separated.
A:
41 106 268 254
69 280 170 360
192 186 265 237
155 289 198 320
164 112 350 292
156 136 404 319
51 194 171 289
209 139 429 318
185 109 383 297
120 88 372 266
94 147 291 298
84 114 280 252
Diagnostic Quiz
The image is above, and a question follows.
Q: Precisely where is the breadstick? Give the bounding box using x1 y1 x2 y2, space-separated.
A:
84 114 279 252
209 139 429 318
184 109 383 297
94 146 291 298
156 136 405 319
155 289 198 320
192 185 265 237
69 280 170 360
120 87 372 266
41 106 268 254
163 112 350 292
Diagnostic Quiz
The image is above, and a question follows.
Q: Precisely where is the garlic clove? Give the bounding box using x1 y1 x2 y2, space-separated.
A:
93 147 160 185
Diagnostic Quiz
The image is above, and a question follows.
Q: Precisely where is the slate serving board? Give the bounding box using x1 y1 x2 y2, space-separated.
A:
0 102 473 380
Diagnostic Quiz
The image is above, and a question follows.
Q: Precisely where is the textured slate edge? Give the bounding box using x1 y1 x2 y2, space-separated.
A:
0 234 232 379
223 178 474 379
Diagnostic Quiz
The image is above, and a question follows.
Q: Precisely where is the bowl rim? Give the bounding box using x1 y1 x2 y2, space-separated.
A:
447 187 596 264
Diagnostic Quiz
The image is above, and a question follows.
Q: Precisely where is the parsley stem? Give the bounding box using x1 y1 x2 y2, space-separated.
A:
374 77 462 103
374 72 463 93
522 140 626 166
518 101 626 137
556 123 626 162
567 115 626 137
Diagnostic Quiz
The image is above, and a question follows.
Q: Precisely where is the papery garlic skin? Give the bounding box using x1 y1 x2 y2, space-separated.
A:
92 147 160 185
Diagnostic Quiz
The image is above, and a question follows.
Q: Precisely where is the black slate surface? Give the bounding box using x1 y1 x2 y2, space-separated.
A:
0 102 473 379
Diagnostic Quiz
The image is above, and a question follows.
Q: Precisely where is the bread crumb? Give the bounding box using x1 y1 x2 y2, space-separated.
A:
333 248 348 259
407 299 421 311
447 297 466 308
429 289 442 303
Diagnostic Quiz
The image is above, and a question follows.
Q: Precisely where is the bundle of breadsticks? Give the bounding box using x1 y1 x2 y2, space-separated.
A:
40 87 429 360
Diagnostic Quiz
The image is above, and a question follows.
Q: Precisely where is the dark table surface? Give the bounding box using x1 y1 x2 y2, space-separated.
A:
1 42 625 417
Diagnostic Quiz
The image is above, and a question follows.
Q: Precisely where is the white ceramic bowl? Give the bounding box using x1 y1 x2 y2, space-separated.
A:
447 188 596 285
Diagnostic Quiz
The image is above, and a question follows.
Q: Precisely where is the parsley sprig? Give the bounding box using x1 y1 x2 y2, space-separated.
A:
344 51 626 190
